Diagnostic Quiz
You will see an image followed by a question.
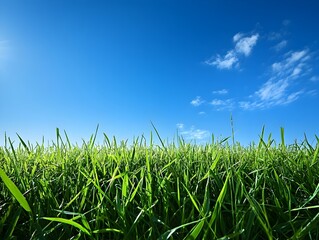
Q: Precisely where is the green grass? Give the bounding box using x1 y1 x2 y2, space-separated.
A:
0 128 319 239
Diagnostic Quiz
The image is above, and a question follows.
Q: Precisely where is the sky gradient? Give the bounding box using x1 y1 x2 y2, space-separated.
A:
1 0 319 146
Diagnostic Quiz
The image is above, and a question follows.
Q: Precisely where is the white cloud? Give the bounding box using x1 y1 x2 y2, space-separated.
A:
239 101 263 110
285 91 303 104
256 79 289 101
206 50 238 70
291 66 302 78
233 33 244 42
273 40 287 51
307 89 317 96
176 123 184 129
210 99 225 106
288 50 309 64
179 125 210 140
190 96 205 106
239 48 312 110
268 32 282 41
235 34 259 56
271 50 310 79
206 32 259 70
212 89 228 95
243 79 303 109
210 98 234 111
198 111 206 115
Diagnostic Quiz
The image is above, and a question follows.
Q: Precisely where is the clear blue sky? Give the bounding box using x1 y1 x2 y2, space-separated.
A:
1 0 318 146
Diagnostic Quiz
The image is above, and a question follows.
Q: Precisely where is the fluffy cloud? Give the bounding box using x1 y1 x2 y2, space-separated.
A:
190 96 205 106
206 32 259 70
234 34 259 56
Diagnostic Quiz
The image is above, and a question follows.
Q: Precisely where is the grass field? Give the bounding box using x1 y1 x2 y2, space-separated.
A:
1 127 319 239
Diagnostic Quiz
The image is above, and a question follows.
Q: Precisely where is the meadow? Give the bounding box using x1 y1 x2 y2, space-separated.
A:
0 127 319 239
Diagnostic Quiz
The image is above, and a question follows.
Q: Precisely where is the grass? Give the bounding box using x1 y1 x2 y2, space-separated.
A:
0 127 319 239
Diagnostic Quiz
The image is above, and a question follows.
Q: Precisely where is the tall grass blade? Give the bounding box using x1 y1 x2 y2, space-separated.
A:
92 228 124 234
151 121 165 149
185 220 205 240
64 130 72 149
280 127 285 150
16 133 31 154
42 217 91 236
205 173 230 238
89 124 99 149
4 207 22 239
258 125 265 152
311 140 319 166
292 211 319 239
0 168 31 212
159 217 209 240
231 114 235 146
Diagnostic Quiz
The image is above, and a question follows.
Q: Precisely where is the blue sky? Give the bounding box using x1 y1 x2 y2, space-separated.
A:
1 0 319 146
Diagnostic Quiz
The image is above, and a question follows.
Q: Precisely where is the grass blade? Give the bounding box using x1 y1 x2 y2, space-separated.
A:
42 217 91 236
0 168 31 212
16 133 31 154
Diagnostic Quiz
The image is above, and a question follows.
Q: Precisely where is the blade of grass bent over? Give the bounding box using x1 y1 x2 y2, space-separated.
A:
0 168 31 212
42 217 91 236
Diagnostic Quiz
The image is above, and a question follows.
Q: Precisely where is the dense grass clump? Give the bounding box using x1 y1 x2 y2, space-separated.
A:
1 128 319 239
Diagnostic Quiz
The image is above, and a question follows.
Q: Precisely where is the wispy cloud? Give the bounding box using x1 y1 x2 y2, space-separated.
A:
268 32 283 41
190 96 205 106
271 50 310 79
205 50 238 70
206 32 259 70
273 40 288 52
268 20 290 41
282 19 291 26
239 49 312 110
212 89 228 95
177 123 209 140
210 98 234 111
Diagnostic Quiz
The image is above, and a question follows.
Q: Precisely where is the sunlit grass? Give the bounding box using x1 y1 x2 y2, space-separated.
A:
0 127 319 239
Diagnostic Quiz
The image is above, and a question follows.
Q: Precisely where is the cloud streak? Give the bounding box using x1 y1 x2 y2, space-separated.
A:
177 123 209 140
239 49 312 110
212 89 228 95
206 32 259 70
210 98 234 111
273 40 287 52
